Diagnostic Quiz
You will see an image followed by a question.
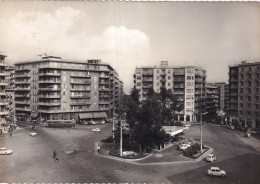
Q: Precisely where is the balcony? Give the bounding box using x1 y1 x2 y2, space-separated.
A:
39 72 61 76
143 85 153 88
99 88 109 91
15 94 30 98
15 107 31 112
39 87 61 91
0 111 8 115
15 80 30 84
70 95 91 99
142 71 153 76
0 80 8 86
99 95 110 98
99 100 110 105
39 80 61 84
99 74 110 78
71 88 91 92
174 85 185 88
173 91 184 95
0 72 7 76
38 102 61 106
15 67 30 71
70 80 91 85
70 74 91 78
143 78 153 82
0 100 8 105
70 101 91 105
15 74 30 78
16 87 31 91
15 101 30 105
38 95 61 98
99 81 109 85
0 91 6 96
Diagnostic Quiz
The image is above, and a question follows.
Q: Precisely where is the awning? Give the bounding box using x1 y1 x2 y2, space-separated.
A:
79 113 94 119
92 112 107 118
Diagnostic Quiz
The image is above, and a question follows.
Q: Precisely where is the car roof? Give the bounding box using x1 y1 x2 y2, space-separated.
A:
208 154 214 156
210 167 220 170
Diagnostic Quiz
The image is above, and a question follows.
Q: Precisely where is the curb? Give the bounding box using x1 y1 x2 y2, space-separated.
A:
95 141 213 165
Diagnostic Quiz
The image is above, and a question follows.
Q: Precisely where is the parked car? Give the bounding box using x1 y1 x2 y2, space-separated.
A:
229 125 235 130
92 128 101 132
0 147 13 155
245 132 251 138
30 132 37 137
207 167 226 177
183 124 190 130
206 154 217 163
179 143 191 150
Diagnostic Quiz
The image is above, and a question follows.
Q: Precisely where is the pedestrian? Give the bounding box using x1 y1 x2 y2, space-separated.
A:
55 156 59 162
53 150 57 158
97 146 100 153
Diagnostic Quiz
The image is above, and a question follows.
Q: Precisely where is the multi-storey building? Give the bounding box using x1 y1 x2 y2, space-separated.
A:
213 82 226 111
134 61 206 122
5 65 15 118
224 84 229 112
228 61 260 128
14 55 123 123
205 83 218 121
0 52 8 126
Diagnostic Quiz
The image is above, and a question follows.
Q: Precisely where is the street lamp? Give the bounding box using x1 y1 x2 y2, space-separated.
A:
119 112 126 157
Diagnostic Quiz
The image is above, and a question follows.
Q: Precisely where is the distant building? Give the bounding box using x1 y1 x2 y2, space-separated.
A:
205 83 218 121
134 61 207 122
228 61 260 128
14 55 123 123
213 82 226 111
0 52 8 126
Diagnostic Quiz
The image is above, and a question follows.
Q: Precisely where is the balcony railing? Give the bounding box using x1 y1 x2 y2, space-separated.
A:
39 87 61 91
39 72 61 76
38 102 60 106
38 95 61 98
39 80 61 83
16 87 31 91
70 95 91 99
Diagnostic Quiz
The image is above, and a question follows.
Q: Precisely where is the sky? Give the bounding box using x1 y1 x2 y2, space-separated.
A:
0 1 260 92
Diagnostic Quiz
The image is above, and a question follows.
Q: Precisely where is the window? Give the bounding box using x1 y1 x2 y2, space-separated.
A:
157 70 159 73
168 76 171 80
136 70 141 74
168 82 171 86
156 82 159 86
157 76 159 80
137 83 141 86
137 76 141 80
186 89 192 93
187 76 192 80
168 70 171 74
187 82 192 86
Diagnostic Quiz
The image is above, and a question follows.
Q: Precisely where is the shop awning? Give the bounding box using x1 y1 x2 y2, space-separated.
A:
79 113 94 119
92 112 107 118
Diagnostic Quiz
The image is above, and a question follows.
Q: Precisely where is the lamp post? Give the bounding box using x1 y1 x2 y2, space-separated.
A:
200 79 203 153
119 112 126 157
112 107 115 140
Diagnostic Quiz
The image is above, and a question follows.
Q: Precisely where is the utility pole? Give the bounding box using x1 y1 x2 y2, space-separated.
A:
112 107 115 140
120 115 123 157
200 79 203 153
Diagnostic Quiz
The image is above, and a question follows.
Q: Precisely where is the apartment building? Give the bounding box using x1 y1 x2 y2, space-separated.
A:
134 61 206 122
205 83 218 121
5 65 15 118
228 61 260 128
224 84 229 112
213 82 226 111
14 55 123 122
0 52 8 126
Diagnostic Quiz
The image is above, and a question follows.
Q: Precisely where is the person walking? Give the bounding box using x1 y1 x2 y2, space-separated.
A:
53 150 57 159
55 156 59 162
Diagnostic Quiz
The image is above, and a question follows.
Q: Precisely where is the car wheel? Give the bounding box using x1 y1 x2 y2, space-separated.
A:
222 174 225 177
210 174 213 176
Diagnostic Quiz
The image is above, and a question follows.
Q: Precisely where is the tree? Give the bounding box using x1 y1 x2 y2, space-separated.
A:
132 95 165 153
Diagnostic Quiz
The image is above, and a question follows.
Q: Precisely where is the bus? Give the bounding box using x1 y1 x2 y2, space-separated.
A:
46 120 76 128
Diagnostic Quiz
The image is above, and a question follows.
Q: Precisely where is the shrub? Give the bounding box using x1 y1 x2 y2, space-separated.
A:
183 143 201 157
101 136 114 143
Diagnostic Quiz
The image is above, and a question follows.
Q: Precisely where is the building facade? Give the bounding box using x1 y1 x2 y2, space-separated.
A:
228 61 260 128
5 65 15 118
134 61 207 122
205 83 218 121
0 52 8 126
213 82 226 111
14 56 123 122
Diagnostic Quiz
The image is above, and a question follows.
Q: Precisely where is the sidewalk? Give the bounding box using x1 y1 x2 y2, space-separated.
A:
231 129 260 153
